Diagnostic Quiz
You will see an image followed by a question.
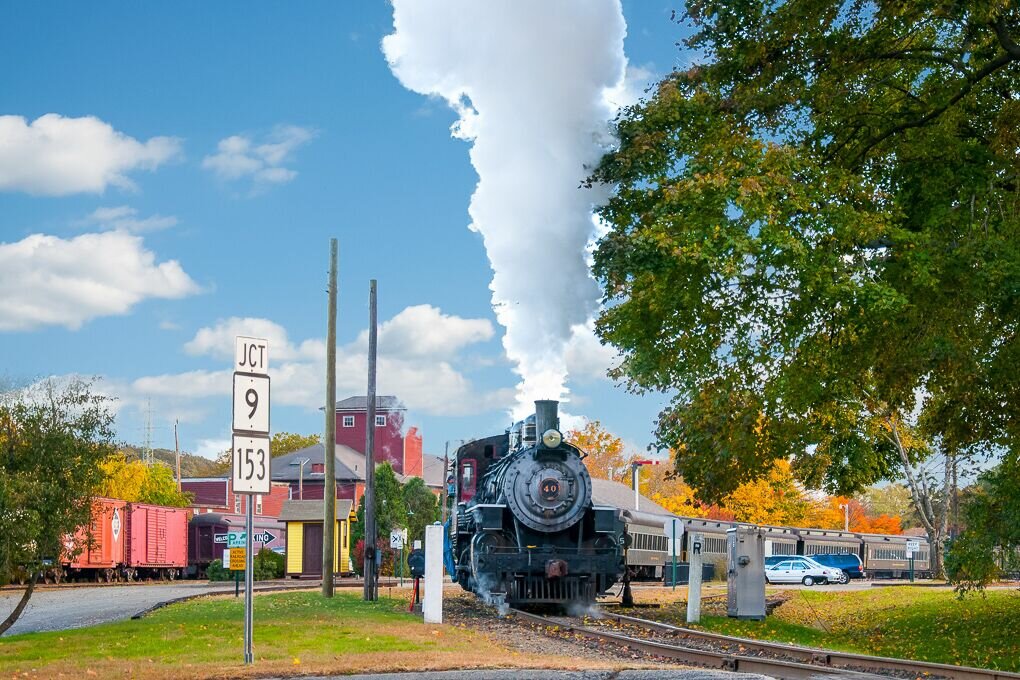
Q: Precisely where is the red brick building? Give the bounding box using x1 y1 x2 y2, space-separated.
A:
181 477 292 518
335 395 422 476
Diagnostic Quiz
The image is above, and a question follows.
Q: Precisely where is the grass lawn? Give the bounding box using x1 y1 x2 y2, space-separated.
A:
0 590 592 679
681 587 1020 672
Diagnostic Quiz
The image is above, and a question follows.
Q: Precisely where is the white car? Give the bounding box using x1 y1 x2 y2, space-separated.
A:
764 557 838 586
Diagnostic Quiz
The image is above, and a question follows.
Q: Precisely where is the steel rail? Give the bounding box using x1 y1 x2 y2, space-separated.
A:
511 608 868 680
602 611 1020 680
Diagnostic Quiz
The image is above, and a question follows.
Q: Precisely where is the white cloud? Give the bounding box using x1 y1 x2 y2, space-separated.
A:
172 306 508 417
0 231 201 332
354 304 494 358
84 205 178 233
184 317 324 362
196 437 231 459
0 114 181 196
202 125 314 187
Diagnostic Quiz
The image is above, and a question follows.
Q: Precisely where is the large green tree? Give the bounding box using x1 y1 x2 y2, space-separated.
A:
590 1 1019 574
0 379 116 633
402 476 439 546
945 453 1020 591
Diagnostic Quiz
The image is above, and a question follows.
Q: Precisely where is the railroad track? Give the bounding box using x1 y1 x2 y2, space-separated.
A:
511 608 1020 680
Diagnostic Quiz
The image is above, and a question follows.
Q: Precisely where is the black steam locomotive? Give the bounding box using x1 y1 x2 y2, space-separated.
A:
449 400 625 605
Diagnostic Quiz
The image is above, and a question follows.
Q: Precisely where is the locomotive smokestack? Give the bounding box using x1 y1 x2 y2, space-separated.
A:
535 400 559 436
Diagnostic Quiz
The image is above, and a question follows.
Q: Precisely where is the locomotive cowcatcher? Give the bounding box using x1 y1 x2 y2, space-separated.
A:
450 400 625 606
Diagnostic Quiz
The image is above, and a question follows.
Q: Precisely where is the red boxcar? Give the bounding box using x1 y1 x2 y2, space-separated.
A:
64 498 127 581
124 503 189 579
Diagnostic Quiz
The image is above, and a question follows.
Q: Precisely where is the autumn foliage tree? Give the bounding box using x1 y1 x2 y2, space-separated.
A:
566 420 631 482
98 454 191 507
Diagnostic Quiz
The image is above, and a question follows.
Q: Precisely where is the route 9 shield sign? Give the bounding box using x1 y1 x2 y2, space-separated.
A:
233 373 270 434
232 433 271 494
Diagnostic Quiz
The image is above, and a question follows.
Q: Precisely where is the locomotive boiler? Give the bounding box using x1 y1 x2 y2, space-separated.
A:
449 400 625 606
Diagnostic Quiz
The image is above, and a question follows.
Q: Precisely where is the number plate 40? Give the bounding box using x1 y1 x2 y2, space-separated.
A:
232 434 271 494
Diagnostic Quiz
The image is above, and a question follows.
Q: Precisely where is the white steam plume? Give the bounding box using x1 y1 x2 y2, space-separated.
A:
383 1 627 418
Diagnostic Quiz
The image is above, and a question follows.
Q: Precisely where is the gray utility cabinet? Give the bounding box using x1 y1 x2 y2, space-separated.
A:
726 526 767 620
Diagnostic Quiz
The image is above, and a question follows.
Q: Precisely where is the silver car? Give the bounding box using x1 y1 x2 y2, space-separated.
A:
764 556 837 586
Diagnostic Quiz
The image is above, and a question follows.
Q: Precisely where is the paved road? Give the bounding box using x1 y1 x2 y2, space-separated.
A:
296 671 868 680
0 581 312 636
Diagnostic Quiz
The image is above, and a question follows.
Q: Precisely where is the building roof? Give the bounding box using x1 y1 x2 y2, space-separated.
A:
590 477 672 515
335 395 405 411
272 443 410 483
279 499 354 522
272 444 362 481
421 453 447 489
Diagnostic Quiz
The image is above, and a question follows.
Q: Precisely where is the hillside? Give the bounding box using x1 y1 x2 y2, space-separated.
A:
120 444 225 478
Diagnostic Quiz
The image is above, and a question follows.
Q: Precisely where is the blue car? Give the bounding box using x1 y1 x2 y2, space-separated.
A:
808 553 866 581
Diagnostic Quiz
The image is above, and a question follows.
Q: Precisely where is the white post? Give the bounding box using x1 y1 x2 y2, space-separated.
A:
687 531 703 624
632 464 639 511
423 523 444 624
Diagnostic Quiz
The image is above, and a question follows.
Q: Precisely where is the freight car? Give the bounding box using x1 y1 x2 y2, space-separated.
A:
61 498 188 581
449 400 626 606
187 512 286 578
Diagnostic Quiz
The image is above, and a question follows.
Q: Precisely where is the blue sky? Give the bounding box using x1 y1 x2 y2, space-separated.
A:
0 2 696 460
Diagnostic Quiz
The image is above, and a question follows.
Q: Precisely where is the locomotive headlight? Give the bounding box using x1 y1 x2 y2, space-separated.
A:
542 428 562 448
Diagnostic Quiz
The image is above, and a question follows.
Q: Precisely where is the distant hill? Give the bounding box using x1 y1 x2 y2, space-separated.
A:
120 444 225 478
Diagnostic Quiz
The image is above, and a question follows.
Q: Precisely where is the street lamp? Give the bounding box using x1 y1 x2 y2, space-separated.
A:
290 458 310 500
630 460 660 511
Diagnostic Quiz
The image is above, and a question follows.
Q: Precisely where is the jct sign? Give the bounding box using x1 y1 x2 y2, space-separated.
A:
232 336 271 495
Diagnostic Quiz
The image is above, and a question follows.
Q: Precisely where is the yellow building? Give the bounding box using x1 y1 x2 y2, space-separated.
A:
280 499 354 578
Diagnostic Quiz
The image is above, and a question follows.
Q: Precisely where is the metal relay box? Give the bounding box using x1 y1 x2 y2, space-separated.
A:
726 525 766 620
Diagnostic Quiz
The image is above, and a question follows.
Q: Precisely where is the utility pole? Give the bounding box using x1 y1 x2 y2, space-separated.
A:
174 419 181 491
322 238 338 598
363 279 378 601
839 503 849 532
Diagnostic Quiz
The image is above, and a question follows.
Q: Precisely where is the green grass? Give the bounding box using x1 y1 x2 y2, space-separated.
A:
684 587 1020 672
0 590 523 679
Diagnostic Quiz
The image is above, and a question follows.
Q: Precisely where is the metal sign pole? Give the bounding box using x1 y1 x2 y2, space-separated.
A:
231 335 270 667
244 499 254 664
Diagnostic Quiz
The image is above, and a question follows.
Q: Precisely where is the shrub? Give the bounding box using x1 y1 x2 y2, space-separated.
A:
206 559 232 582
254 548 284 580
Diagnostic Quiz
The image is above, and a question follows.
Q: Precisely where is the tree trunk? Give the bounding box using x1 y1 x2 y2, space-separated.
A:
0 572 36 636
885 415 950 579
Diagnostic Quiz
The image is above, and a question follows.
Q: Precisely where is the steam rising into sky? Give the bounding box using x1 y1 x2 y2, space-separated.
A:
383 0 629 418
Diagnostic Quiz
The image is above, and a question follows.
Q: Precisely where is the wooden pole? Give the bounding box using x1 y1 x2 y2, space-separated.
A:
174 419 181 491
322 238 338 598
364 279 378 601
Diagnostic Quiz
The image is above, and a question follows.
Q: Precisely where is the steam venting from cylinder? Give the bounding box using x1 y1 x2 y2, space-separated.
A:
535 399 559 437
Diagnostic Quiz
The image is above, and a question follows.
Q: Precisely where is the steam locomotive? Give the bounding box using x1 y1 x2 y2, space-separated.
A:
449 400 625 605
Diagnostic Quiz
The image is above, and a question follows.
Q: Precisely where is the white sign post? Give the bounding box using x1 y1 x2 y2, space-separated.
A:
232 336 270 666
687 532 704 624
905 539 920 583
423 523 444 624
